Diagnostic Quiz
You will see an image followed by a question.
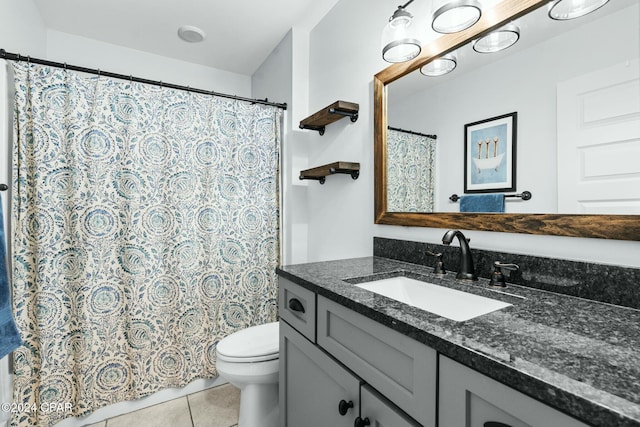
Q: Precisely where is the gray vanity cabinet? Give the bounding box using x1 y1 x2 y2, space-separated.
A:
317 295 437 427
279 276 590 427
359 384 422 427
279 277 436 427
280 320 360 427
439 356 589 427
280 318 424 427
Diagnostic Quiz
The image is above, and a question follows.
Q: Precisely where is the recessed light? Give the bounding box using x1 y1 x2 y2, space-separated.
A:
177 25 206 43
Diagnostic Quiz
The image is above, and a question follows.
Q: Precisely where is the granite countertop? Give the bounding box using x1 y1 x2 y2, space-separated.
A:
276 256 640 427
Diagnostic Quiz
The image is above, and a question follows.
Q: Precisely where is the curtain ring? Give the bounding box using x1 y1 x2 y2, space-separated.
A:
27 56 31 63
129 74 133 83
97 69 101 76
64 62 67 70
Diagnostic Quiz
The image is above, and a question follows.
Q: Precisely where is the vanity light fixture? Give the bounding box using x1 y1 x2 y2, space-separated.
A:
382 0 422 63
432 0 482 34
177 25 206 43
420 52 457 76
548 0 610 20
473 24 520 53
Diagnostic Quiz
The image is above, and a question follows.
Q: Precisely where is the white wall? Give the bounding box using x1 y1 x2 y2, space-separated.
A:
0 0 47 57
389 6 638 214
302 0 640 268
252 30 312 265
46 30 250 96
303 0 389 263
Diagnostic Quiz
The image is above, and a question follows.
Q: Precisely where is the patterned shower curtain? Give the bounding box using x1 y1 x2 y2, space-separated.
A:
387 128 436 212
9 62 281 427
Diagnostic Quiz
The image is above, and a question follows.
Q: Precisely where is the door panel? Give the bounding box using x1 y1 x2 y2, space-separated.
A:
557 59 640 214
280 320 359 427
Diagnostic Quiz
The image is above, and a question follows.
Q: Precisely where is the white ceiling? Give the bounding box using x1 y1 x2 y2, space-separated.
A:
33 0 340 76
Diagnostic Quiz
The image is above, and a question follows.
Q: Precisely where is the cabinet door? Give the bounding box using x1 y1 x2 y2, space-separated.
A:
317 295 437 427
358 384 421 427
439 356 589 427
280 320 360 427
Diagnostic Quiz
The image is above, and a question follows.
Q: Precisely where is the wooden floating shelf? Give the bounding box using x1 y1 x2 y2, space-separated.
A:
299 162 360 184
299 101 359 135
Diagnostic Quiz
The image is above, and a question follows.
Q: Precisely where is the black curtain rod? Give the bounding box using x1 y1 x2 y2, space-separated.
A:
388 126 436 139
0 49 287 110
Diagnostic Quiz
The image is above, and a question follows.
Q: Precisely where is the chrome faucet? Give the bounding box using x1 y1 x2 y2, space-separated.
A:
441 230 477 281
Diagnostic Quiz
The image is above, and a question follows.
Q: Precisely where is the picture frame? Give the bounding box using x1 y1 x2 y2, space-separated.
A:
464 112 517 193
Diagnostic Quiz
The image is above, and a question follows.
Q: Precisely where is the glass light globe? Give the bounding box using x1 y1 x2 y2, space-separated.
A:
473 24 520 53
420 53 457 77
432 0 482 34
382 8 422 63
548 0 610 20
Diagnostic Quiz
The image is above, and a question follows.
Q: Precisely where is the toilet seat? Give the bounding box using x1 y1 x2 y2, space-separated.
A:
217 322 279 363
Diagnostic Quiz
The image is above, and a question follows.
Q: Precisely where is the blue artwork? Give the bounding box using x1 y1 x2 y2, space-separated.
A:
469 123 508 185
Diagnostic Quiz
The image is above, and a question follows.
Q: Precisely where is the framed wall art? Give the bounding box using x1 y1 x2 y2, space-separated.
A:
464 112 517 193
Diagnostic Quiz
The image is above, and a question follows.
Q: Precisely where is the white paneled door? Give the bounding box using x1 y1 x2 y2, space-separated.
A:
557 58 640 214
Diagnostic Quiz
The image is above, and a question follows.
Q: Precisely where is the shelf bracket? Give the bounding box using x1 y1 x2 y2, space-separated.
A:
299 162 360 185
299 175 327 184
329 167 360 180
298 124 326 136
329 108 359 123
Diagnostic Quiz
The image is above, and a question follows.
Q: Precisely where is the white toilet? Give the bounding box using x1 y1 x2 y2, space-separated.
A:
216 322 280 427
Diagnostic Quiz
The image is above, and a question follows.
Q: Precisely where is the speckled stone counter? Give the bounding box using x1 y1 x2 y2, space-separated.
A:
276 257 640 427
374 237 640 309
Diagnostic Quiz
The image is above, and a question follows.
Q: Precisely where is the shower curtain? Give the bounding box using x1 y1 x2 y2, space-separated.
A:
387 128 436 212
9 62 281 427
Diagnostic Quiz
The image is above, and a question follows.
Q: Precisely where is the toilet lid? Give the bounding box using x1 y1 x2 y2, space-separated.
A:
216 322 279 362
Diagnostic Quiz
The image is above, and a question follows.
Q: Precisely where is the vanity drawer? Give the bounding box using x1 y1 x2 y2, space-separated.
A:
317 295 437 427
360 384 421 427
279 277 316 342
439 356 589 427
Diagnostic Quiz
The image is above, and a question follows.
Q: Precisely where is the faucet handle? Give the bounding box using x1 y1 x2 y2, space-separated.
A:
494 261 519 271
426 251 446 275
489 261 519 288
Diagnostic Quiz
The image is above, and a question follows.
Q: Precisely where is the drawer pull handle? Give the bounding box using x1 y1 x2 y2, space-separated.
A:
354 416 370 427
288 298 305 313
338 399 353 416
484 423 512 427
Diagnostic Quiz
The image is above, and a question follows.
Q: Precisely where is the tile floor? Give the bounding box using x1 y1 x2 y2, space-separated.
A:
85 383 240 427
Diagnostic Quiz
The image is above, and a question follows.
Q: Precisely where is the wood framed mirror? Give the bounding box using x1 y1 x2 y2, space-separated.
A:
374 0 640 241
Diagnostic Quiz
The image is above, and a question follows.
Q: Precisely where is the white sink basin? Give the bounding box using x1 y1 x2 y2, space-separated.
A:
356 276 511 322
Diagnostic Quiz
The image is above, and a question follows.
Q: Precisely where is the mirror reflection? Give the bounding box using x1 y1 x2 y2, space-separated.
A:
386 0 639 214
